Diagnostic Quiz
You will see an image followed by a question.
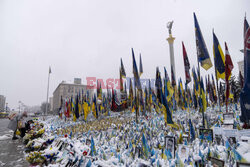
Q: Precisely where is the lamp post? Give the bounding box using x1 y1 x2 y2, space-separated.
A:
5 103 8 112
45 66 52 117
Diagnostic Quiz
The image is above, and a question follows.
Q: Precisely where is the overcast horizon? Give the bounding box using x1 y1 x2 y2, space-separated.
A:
0 0 249 110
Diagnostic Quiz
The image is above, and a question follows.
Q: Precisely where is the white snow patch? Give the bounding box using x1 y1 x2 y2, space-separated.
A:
0 134 11 140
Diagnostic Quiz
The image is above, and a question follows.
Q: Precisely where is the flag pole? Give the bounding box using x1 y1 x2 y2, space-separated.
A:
196 42 205 128
45 67 51 117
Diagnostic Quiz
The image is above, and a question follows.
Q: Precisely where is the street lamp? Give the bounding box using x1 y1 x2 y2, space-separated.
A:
5 103 8 112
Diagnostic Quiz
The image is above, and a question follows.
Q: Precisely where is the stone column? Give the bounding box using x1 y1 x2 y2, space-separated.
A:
167 34 176 84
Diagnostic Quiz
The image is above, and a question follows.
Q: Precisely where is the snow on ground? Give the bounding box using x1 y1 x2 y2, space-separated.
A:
21 106 250 166
0 134 12 141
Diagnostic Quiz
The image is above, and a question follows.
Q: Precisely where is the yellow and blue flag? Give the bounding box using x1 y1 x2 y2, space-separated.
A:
142 133 150 159
189 119 195 141
90 137 96 156
161 83 174 125
200 77 207 113
213 31 225 80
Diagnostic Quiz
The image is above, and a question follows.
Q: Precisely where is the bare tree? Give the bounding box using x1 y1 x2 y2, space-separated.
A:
40 102 50 115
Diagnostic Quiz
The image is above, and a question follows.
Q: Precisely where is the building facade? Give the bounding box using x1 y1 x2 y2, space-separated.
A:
0 95 6 112
52 79 94 113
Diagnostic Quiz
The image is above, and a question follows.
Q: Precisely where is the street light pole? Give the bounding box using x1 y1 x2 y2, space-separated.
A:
45 67 51 116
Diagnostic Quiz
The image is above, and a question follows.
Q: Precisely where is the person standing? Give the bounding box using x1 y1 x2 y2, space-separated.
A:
7 111 28 140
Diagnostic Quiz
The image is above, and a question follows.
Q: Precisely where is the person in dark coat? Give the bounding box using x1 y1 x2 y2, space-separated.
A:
7 111 28 140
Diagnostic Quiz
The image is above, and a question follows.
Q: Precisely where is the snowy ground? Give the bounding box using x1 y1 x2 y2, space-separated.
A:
0 119 29 167
22 106 250 166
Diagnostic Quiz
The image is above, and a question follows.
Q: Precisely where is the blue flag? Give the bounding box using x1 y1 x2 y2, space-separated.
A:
142 133 150 158
189 119 195 141
213 31 225 79
120 58 126 77
161 81 174 124
90 136 96 156
86 159 92 167
132 48 142 90
240 17 250 123
194 13 212 70
75 94 79 119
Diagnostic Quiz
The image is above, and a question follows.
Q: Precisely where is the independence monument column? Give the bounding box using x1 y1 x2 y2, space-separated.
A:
166 21 176 85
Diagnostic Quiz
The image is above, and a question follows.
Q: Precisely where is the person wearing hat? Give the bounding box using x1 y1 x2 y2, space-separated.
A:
7 111 28 140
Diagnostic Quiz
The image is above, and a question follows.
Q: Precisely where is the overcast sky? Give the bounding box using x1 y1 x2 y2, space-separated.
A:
0 0 249 109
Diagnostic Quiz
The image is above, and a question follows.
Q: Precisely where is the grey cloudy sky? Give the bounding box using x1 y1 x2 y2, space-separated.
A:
0 0 249 109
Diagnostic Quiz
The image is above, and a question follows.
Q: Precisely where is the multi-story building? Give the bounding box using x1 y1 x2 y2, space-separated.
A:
0 95 6 112
52 78 94 113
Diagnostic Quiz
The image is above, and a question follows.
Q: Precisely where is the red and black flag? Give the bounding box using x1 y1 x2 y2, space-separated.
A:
225 42 234 112
182 42 191 84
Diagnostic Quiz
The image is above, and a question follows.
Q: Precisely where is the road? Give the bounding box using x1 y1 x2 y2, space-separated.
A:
0 119 28 167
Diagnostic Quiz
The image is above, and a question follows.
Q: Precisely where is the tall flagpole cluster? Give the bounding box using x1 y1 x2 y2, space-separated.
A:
28 13 250 167
48 14 250 129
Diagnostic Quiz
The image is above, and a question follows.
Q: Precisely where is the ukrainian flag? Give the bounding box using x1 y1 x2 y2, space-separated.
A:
83 102 89 121
213 31 225 80
200 77 207 113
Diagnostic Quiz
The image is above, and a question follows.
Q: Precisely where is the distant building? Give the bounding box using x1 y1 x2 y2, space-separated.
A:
52 78 94 113
0 95 6 112
238 60 244 76
74 78 82 85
